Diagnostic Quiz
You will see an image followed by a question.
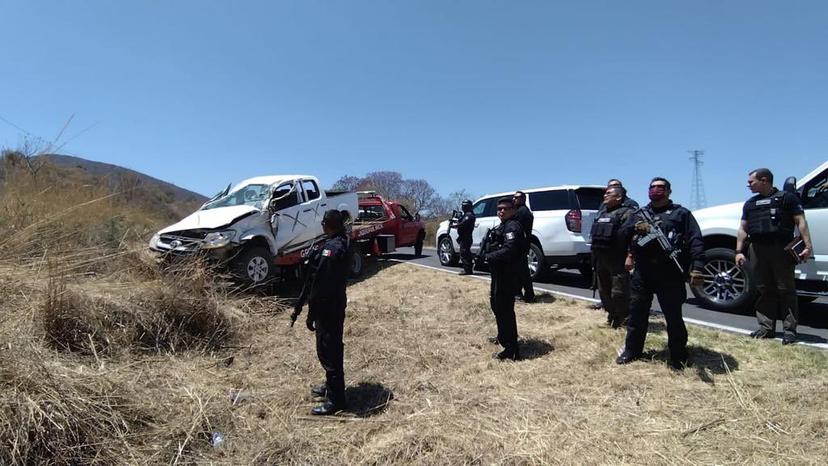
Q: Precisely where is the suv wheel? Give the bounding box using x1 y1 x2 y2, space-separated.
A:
690 247 756 311
528 243 546 280
438 236 458 266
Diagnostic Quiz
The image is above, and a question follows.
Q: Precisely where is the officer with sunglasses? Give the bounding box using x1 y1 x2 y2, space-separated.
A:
616 177 705 370
482 197 527 360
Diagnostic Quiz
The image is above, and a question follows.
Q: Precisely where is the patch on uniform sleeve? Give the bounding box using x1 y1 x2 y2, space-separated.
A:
322 249 332 257
505 232 515 240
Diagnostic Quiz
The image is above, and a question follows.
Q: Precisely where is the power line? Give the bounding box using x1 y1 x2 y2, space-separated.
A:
688 150 707 210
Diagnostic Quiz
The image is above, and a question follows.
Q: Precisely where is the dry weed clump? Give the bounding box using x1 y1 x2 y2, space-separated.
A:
0 347 152 465
132 284 234 353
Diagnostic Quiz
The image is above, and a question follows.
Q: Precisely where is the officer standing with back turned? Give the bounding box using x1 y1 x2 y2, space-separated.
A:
735 168 812 345
453 199 476 275
513 191 535 303
616 177 706 370
291 209 351 415
483 197 526 360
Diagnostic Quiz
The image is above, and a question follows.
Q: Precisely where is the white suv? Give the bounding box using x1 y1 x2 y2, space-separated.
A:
435 185 606 280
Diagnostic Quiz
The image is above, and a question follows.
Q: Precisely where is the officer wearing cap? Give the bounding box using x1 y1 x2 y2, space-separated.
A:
453 199 476 275
483 196 526 360
591 179 639 311
291 209 351 415
616 177 705 370
735 168 813 345
590 185 635 328
513 190 535 303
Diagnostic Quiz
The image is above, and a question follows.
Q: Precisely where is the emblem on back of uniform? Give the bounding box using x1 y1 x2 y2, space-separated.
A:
597 217 612 223
322 249 332 257
505 232 515 240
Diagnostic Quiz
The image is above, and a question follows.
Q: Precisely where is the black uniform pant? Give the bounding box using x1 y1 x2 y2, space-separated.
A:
624 266 688 361
750 241 798 335
518 246 535 299
490 272 519 351
311 301 346 406
458 237 473 273
594 249 629 325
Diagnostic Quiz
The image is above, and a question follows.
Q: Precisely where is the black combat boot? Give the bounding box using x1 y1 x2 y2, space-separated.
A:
615 351 639 365
311 400 345 416
495 347 520 361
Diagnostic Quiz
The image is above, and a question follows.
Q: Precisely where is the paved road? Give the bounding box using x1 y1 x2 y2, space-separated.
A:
386 247 828 350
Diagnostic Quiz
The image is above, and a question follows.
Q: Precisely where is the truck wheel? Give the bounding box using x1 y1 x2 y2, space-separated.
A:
349 247 364 278
690 247 756 312
232 246 275 286
414 231 425 257
528 242 546 280
438 236 458 266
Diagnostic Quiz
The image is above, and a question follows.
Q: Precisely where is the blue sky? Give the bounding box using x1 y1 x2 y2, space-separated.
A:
1 0 826 208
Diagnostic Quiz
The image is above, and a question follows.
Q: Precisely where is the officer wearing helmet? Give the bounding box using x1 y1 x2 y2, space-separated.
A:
453 199 476 275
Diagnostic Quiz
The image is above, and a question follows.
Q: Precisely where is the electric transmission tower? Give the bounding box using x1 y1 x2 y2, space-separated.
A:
688 150 707 210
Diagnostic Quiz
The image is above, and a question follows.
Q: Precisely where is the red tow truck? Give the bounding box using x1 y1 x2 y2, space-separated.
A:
355 192 427 256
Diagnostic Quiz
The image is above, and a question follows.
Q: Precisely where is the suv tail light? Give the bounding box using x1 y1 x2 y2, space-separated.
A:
565 209 582 233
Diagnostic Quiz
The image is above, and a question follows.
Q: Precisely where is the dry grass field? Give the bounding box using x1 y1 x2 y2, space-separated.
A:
2 258 827 465
1 155 826 465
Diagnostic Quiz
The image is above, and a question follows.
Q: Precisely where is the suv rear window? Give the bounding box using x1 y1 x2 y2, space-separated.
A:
528 190 571 211
574 188 604 210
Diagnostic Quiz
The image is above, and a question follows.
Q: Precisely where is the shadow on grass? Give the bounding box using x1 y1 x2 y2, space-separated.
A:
345 382 394 418
519 338 555 360
643 345 739 385
528 294 558 304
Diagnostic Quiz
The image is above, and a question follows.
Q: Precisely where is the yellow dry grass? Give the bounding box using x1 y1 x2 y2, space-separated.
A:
3 259 827 465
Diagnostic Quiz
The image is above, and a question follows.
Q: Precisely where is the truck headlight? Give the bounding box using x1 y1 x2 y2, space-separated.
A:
149 233 161 249
202 230 235 249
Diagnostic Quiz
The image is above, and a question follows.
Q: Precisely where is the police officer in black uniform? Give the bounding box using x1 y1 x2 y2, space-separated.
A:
590 179 639 310
291 209 351 415
735 168 812 345
453 200 476 275
616 177 706 370
590 185 635 328
483 197 526 360
513 191 535 303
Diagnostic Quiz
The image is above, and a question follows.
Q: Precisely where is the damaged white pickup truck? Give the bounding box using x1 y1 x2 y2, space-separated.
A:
149 175 357 285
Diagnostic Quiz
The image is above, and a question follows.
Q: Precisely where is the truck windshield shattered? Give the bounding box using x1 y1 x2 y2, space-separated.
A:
202 183 272 210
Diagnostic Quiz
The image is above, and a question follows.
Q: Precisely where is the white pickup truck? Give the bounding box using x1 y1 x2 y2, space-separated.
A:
149 175 358 285
692 160 828 311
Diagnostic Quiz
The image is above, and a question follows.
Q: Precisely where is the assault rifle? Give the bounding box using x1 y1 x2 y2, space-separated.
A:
473 228 494 270
633 209 684 275
448 210 462 229
290 236 326 326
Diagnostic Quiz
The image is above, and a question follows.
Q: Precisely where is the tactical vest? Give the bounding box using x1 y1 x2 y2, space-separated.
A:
590 207 627 249
744 190 795 239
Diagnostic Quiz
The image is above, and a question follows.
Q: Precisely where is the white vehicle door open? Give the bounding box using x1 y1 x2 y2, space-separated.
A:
296 178 325 246
798 168 828 280
269 180 305 254
471 197 498 254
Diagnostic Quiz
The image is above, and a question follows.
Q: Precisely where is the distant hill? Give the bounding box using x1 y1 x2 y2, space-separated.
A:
41 154 207 206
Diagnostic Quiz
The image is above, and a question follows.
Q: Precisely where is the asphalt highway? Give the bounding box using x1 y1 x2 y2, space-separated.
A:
387 247 828 350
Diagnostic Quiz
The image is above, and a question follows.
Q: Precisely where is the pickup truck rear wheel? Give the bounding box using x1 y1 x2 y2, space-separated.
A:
232 246 275 286
414 231 425 257
690 247 756 312
438 236 458 266
349 247 364 278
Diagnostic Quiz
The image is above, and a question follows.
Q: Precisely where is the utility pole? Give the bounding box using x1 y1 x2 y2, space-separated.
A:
688 150 707 210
